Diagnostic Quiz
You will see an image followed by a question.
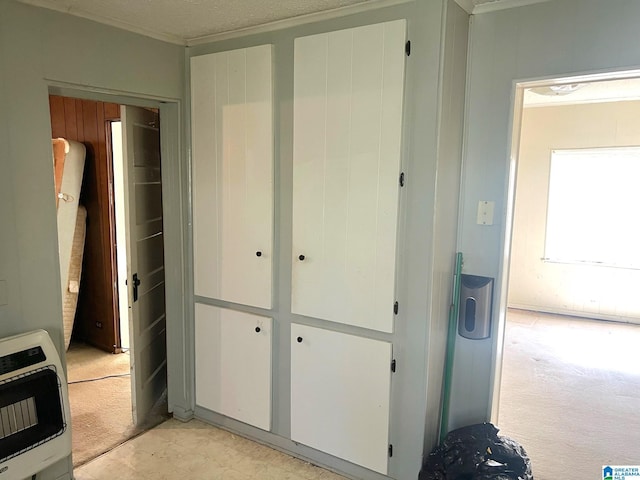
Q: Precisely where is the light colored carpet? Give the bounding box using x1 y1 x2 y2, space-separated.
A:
498 309 640 480
66 342 139 467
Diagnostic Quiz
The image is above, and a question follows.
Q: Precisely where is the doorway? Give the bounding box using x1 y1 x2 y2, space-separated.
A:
494 76 640 478
49 95 169 466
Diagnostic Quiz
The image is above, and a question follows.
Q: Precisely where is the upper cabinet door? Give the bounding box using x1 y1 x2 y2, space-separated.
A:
191 45 274 308
291 21 407 332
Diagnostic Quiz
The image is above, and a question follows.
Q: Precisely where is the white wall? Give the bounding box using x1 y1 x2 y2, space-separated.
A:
509 101 640 323
0 2 184 477
450 0 640 431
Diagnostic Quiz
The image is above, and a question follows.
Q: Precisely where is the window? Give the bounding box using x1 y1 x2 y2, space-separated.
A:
545 147 640 269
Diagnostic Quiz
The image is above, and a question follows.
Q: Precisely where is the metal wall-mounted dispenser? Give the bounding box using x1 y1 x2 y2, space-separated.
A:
458 274 493 340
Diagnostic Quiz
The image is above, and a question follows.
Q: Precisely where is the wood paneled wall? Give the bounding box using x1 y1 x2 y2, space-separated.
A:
49 95 121 353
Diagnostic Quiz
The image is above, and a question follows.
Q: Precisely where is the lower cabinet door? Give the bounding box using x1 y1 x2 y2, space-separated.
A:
195 303 272 431
290 323 392 474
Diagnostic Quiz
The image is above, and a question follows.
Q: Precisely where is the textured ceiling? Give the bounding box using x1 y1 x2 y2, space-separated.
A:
18 0 382 43
16 0 547 44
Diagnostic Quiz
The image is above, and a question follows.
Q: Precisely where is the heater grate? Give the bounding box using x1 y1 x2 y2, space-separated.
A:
0 397 38 441
0 330 71 479
0 367 66 464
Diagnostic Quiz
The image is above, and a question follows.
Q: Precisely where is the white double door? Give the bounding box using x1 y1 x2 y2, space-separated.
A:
190 18 407 476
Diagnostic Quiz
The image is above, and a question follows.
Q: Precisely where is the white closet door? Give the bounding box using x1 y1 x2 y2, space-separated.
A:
291 20 406 332
191 45 274 308
195 303 272 431
290 323 392 474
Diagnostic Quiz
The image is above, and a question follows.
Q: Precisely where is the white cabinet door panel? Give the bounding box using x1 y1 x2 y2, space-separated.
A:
191 45 273 308
292 21 406 332
191 53 217 299
195 304 272 431
290 323 392 474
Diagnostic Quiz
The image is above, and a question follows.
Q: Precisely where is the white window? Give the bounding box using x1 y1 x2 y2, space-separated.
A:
545 147 640 269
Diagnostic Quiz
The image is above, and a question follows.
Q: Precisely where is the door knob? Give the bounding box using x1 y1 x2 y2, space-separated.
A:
255 327 261 333
132 273 141 302
298 254 305 261
256 251 262 257
297 336 303 343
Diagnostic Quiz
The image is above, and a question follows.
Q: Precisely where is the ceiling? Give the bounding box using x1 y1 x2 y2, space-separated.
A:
524 78 640 108
16 0 550 45
20 0 627 106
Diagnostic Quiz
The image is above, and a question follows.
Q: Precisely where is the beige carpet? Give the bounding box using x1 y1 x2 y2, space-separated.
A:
66 343 140 467
498 309 640 480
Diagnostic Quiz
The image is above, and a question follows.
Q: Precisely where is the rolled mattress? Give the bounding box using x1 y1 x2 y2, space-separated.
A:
53 138 86 349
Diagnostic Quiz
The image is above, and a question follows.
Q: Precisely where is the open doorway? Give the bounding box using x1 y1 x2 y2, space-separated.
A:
49 96 168 466
495 76 640 478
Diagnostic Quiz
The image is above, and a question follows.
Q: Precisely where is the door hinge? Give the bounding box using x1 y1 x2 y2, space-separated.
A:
399 172 405 187
405 40 411 56
391 359 396 373
393 301 399 315
389 444 394 457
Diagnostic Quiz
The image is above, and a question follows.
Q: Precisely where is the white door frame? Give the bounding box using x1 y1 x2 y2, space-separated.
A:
47 81 191 420
489 68 640 423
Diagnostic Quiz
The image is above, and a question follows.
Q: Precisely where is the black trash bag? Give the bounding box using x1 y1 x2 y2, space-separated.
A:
419 423 533 480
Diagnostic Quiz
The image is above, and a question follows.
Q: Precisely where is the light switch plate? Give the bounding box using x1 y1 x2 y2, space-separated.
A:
477 201 495 225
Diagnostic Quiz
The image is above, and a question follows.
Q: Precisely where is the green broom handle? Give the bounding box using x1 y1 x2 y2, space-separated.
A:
439 252 463 443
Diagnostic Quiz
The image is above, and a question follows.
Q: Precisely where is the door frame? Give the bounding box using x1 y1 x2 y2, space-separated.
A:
489 68 640 422
47 81 192 420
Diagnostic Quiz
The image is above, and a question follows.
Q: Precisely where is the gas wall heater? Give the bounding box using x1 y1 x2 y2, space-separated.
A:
0 330 72 479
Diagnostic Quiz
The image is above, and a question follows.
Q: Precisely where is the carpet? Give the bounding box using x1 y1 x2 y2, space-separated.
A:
66 342 140 467
498 310 640 480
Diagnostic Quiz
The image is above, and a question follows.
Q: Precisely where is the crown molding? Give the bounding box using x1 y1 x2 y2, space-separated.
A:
186 0 412 46
472 0 552 14
452 0 474 14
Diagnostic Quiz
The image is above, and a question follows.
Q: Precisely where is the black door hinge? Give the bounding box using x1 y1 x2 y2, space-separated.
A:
391 359 396 373
405 40 411 56
399 172 405 187
393 301 399 315
389 444 394 457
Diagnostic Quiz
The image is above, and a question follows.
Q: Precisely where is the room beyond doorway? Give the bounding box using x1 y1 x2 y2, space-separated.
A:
495 73 640 479
65 343 136 466
49 95 123 351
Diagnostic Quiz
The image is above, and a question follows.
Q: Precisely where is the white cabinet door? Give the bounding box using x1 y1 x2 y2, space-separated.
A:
290 323 392 474
191 45 274 308
291 21 407 332
195 303 272 431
